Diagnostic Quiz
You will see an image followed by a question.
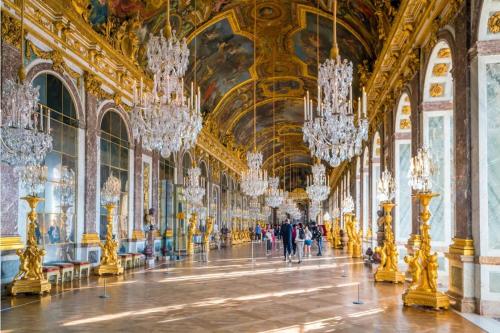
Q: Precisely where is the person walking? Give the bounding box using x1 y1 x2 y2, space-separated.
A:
304 226 313 257
280 218 293 262
265 228 273 255
291 224 297 256
255 224 262 242
295 223 306 263
313 224 323 256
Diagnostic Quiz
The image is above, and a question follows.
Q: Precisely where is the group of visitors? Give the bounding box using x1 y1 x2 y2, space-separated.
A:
280 217 323 263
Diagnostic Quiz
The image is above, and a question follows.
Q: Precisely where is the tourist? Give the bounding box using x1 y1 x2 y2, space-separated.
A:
255 224 261 242
291 224 297 256
313 224 323 256
304 226 313 257
281 217 293 262
265 228 273 255
295 223 305 263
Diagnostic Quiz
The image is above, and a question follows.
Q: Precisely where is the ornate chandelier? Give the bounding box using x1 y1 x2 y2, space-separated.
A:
184 166 206 206
378 168 396 203
131 0 202 158
306 161 330 202
19 165 48 196
342 194 355 214
1 1 52 170
266 176 285 208
56 166 76 206
241 3 268 198
302 0 368 167
309 200 321 221
408 146 437 193
249 197 261 218
241 152 268 197
101 173 122 205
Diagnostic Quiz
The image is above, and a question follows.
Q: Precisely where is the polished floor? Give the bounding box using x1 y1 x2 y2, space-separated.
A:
0 243 486 332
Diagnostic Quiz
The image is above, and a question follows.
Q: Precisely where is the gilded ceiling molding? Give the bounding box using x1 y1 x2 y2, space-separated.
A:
185 10 253 44
26 41 81 79
365 0 463 140
1 11 21 49
293 4 374 58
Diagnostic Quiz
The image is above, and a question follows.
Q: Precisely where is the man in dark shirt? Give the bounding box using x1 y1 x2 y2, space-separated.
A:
280 217 293 262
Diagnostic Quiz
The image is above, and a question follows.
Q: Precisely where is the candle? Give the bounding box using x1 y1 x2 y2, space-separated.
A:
40 105 43 131
357 97 361 121
47 108 51 132
362 86 367 117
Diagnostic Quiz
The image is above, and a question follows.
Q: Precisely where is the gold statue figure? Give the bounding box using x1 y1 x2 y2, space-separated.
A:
345 213 361 257
374 202 405 283
10 196 51 295
95 203 124 275
187 213 197 255
203 217 214 252
402 192 449 309
332 216 342 249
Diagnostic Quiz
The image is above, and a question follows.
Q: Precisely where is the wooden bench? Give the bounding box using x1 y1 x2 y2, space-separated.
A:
118 254 133 269
51 262 74 282
71 261 91 280
130 253 145 268
43 266 60 285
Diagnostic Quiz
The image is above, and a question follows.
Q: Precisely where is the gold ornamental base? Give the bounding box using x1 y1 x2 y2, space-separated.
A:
375 269 405 283
10 278 51 296
94 264 124 276
403 289 450 310
352 245 362 258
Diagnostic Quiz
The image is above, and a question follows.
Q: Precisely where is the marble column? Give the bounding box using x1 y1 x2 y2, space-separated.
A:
81 85 100 245
132 141 144 241
445 4 476 313
406 67 423 253
0 41 23 252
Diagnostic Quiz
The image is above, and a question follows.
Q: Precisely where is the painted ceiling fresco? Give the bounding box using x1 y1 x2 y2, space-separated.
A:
77 0 394 184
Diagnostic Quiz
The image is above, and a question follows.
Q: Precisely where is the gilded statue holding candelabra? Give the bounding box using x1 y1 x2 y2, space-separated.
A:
95 175 124 275
11 193 51 295
203 217 214 252
374 170 405 283
403 147 449 309
343 195 361 257
187 213 197 255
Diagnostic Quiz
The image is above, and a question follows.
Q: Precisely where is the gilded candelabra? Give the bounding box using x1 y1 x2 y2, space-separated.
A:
95 203 124 275
187 212 197 255
95 174 123 275
374 202 405 283
10 196 51 296
402 192 449 309
203 216 214 252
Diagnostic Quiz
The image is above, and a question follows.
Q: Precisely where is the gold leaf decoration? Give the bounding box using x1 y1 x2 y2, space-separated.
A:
430 83 445 97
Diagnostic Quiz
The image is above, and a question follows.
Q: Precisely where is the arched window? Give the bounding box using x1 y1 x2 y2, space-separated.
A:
32 73 79 262
394 94 412 243
423 41 454 248
371 132 381 244
221 174 229 228
100 110 130 244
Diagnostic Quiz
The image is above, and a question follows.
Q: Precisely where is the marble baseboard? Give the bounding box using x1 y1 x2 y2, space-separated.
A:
476 299 500 317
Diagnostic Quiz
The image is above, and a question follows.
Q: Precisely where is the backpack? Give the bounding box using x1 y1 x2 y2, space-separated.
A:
299 228 305 240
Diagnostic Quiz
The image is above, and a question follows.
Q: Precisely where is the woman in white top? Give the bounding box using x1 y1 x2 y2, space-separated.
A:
304 226 313 257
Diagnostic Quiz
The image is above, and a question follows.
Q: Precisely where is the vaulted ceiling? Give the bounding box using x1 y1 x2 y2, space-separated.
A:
85 0 393 188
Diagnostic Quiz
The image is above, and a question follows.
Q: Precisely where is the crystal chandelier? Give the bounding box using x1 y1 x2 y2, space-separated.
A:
131 0 202 158
408 146 437 193
101 174 121 205
56 166 75 206
309 200 321 221
241 152 268 197
184 165 206 206
302 0 368 167
249 197 261 218
342 194 355 214
377 168 396 203
306 161 330 202
1 0 52 170
266 176 285 208
241 0 268 198
19 165 48 196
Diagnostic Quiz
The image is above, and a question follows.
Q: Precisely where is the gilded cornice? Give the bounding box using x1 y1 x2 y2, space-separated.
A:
1 0 245 176
366 0 463 129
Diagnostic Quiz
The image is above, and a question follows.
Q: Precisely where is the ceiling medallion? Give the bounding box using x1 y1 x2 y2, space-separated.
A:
302 0 368 167
131 0 202 158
